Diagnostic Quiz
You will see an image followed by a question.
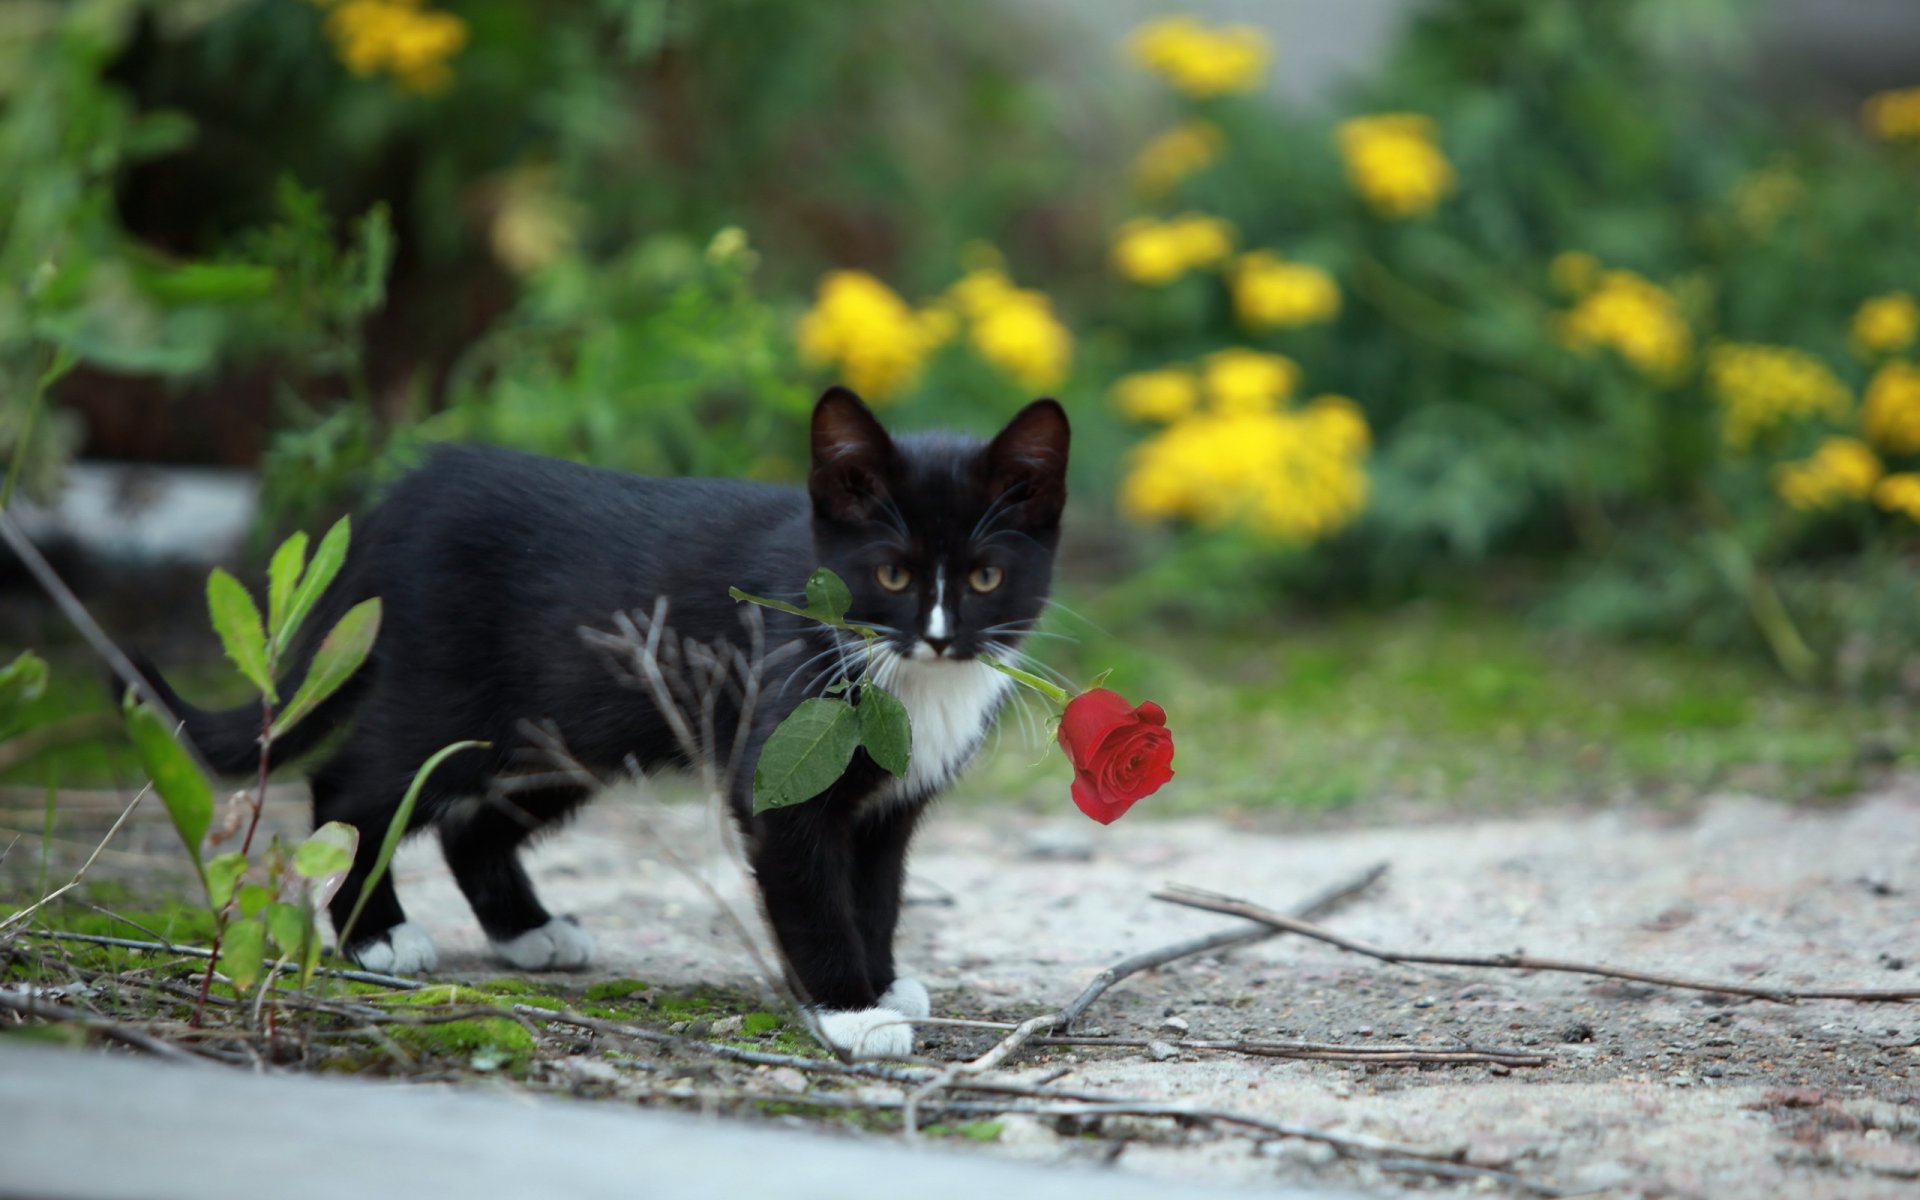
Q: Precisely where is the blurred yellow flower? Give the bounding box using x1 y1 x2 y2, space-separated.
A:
489 166 580 276
1559 269 1692 381
1549 251 1600 296
798 270 948 401
1120 402 1370 543
1707 343 1853 450
1112 369 1202 424
1851 292 1920 358
1202 348 1299 414
1873 472 1920 522
1773 437 1882 511
1863 361 1920 452
319 0 468 94
942 261 1073 391
1731 167 1804 236
1131 121 1225 195
1863 87 1920 142
1336 113 1455 219
1111 213 1236 285
1230 251 1340 331
1127 17 1270 99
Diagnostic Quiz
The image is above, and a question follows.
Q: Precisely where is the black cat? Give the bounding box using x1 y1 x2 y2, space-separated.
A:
135 388 1068 1058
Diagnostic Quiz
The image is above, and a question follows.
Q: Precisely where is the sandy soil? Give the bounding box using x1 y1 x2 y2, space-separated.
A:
10 779 1918 1197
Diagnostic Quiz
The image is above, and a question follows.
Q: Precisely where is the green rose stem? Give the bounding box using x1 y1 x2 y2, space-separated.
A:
985 660 1071 707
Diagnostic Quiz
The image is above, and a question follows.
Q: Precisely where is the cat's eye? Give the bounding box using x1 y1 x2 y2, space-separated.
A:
875 563 913 592
968 565 1005 594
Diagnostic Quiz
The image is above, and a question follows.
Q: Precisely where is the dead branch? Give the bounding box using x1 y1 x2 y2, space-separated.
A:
0 784 152 938
1156 883 1920 1004
0 988 200 1062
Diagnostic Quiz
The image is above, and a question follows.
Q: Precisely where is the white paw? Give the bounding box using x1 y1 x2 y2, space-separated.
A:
352 922 438 975
878 977 931 1019
809 1007 915 1060
490 916 595 971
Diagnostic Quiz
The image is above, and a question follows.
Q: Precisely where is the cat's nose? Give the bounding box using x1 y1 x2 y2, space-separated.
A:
924 637 951 657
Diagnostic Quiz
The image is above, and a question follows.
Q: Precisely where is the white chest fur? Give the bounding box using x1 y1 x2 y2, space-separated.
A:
867 653 1011 807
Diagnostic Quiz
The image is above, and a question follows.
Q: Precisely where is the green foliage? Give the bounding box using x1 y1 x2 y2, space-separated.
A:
122 696 213 886
856 687 913 779
0 651 50 742
207 568 275 699
336 738 488 949
752 698 862 814
269 597 380 738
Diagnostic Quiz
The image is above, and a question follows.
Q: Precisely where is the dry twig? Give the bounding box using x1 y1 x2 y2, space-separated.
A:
1156 883 1920 1004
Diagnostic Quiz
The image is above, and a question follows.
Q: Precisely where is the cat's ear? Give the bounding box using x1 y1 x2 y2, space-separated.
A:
981 398 1070 526
810 386 898 522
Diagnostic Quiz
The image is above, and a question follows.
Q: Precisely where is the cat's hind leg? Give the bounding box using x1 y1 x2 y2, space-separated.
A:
438 788 594 970
313 749 440 975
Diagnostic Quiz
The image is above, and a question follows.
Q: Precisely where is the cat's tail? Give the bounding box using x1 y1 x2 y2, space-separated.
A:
117 572 376 776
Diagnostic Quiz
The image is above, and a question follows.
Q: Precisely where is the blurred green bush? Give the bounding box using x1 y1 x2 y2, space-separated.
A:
8 0 1920 691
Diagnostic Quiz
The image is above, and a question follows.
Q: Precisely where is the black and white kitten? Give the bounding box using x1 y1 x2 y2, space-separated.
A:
136 387 1068 1058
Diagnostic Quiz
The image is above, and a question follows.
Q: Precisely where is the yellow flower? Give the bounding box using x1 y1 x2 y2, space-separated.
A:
1851 293 1920 359
1110 213 1236 286
1707 343 1853 449
323 0 468 94
1863 87 1920 142
1131 121 1225 195
1229 251 1340 331
1549 251 1600 297
1559 269 1692 381
797 270 946 401
1120 402 1371 543
943 261 1073 391
1863 361 1920 453
1873 472 1920 521
1112 369 1202 424
1127 17 1270 99
1202 348 1299 414
1731 167 1804 236
1335 113 1455 220
1772 438 1882 511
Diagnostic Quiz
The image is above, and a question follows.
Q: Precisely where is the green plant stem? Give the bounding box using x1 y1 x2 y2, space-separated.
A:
985 661 1070 707
728 587 881 640
2 347 75 511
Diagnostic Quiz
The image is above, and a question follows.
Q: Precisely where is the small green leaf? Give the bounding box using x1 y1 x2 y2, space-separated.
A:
337 742 487 950
293 821 356 881
264 901 310 956
271 597 380 738
0 650 49 741
752 698 860 813
267 531 309 645
805 568 853 624
207 569 274 700
277 516 350 660
124 701 214 880
220 917 266 992
236 883 273 919
206 852 248 909
1085 668 1114 692
858 685 912 778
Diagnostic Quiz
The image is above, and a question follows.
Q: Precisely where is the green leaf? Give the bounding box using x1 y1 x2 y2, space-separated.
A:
0 651 49 741
805 568 852 624
220 917 266 992
858 685 912 778
293 820 356 881
207 569 274 700
124 700 214 881
271 598 380 739
276 516 350 660
752 698 860 813
206 852 248 910
236 883 273 919
337 742 487 950
264 902 310 957
267 531 309 646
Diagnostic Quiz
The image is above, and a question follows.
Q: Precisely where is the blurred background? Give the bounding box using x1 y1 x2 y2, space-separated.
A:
6 0 1920 818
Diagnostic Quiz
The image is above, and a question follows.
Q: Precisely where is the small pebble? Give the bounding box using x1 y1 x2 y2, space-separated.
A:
708 1015 743 1036
1161 1016 1190 1037
1146 1040 1179 1061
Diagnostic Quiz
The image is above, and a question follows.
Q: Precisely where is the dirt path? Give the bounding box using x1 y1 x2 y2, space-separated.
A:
10 779 1917 1196
349 780 1916 1198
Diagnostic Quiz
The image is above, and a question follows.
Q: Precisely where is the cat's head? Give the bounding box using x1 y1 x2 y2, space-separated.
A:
807 386 1069 665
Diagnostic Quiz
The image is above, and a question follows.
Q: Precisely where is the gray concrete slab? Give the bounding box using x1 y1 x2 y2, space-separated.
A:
0 1043 1350 1200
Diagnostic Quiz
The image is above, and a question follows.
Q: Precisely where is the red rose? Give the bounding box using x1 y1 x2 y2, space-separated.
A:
1057 688 1175 824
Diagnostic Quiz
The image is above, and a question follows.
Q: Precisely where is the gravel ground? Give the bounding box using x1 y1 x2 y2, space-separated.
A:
8 778 1917 1197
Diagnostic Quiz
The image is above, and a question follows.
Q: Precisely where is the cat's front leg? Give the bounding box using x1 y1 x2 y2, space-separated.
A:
851 804 930 1020
749 801 917 1059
